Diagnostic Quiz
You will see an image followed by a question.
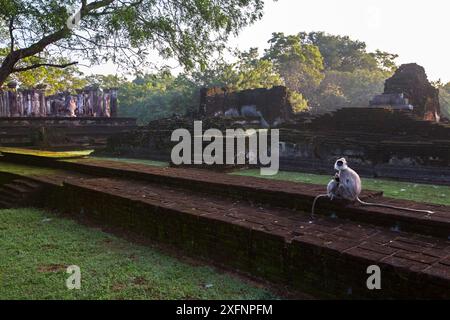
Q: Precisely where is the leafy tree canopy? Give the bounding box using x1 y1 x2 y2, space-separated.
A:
0 0 264 85
299 31 398 72
263 32 324 99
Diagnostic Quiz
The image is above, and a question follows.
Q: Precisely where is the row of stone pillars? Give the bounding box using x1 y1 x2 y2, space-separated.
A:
0 81 118 118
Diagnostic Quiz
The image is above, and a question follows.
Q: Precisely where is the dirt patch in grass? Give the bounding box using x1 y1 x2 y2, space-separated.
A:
37 264 67 273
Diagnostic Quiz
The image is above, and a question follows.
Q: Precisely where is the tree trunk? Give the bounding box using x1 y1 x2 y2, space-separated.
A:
0 53 17 86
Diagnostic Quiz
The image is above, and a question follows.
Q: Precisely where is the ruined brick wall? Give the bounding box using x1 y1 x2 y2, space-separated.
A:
278 108 450 183
384 63 441 121
199 86 294 125
0 117 137 147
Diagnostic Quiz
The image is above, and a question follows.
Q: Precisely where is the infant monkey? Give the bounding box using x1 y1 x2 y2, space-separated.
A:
311 158 434 216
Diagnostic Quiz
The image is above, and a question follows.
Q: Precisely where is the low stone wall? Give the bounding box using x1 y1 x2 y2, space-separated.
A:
200 86 294 125
0 117 137 148
278 108 450 184
102 106 450 184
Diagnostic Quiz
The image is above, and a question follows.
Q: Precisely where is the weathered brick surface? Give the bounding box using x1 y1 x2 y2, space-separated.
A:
34 174 450 299
1 156 450 298
35 157 448 239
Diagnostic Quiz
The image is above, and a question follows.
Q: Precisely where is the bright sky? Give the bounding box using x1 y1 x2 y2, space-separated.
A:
83 0 450 82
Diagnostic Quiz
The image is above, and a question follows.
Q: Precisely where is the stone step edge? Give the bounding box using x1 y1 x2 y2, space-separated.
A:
53 179 450 299
56 159 450 239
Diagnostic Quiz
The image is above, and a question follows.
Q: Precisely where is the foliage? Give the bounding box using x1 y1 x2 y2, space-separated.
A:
0 48 86 94
435 81 450 119
83 74 127 89
229 48 284 90
0 0 265 85
0 22 403 119
264 32 324 99
314 69 391 112
298 32 397 72
117 70 199 124
288 91 309 113
117 48 287 124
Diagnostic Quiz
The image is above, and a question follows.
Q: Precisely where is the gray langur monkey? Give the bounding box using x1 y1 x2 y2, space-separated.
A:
311 172 339 216
311 157 434 216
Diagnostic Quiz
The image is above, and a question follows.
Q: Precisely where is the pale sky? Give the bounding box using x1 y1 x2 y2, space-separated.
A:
82 0 450 82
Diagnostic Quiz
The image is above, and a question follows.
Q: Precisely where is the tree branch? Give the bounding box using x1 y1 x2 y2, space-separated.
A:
12 61 79 72
9 0 115 65
9 18 15 52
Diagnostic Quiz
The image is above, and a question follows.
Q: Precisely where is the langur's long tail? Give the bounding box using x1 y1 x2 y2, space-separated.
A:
356 198 434 214
311 194 328 217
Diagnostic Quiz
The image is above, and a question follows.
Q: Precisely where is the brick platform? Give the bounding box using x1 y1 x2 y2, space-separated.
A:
43 176 450 299
42 158 450 239
0 156 449 298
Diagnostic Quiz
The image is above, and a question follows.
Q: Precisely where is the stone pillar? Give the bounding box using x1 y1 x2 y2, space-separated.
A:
63 91 72 117
23 89 33 116
36 84 47 117
109 88 118 117
86 87 95 116
76 89 84 116
46 94 54 116
17 89 24 116
31 89 40 116
7 81 20 117
69 95 77 117
94 87 103 117
46 94 52 115
103 89 111 117
0 89 5 117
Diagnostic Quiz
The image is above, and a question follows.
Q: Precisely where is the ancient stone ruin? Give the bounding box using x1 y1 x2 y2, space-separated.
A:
383 63 441 121
369 93 413 110
200 86 294 127
0 82 134 148
105 63 450 183
0 82 118 118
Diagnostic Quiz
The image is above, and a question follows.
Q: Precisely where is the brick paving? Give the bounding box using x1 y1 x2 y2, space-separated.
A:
2 156 449 298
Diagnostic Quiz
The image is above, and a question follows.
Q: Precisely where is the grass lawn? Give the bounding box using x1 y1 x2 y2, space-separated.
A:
0 208 277 300
0 147 93 159
0 161 62 177
232 169 450 206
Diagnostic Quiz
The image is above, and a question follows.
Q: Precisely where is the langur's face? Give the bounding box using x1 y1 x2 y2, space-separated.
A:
334 158 348 171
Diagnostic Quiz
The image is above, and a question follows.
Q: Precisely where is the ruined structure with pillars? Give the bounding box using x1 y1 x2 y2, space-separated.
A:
0 82 118 118
104 63 450 184
0 82 135 148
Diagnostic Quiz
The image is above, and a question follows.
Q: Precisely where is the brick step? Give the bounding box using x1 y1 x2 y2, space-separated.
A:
13 179 42 189
0 178 44 208
2 182 34 194
0 199 14 209
0 187 25 200
56 177 450 299
48 158 450 239
1 154 448 238
4 154 447 239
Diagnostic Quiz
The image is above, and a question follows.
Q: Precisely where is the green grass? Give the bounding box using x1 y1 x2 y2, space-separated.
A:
88 156 168 167
0 161 61 177
0 208 277 300
232 169 450 206
0 147 93 159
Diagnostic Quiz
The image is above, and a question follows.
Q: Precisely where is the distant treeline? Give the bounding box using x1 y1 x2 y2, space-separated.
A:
6 32 450 124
